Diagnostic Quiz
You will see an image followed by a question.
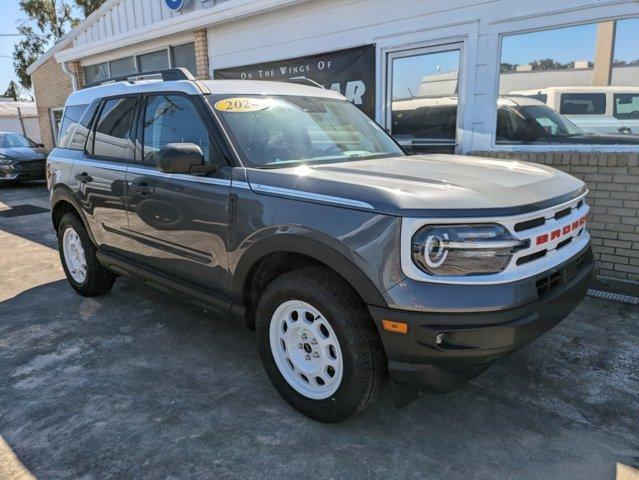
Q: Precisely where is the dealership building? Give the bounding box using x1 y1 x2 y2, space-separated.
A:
27 0 639 283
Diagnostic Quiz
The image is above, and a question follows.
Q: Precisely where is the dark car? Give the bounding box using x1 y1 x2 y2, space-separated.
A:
0 132 48 182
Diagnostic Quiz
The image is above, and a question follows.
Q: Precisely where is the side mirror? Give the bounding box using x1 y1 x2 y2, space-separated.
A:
36 143 45 148
156 143 212 174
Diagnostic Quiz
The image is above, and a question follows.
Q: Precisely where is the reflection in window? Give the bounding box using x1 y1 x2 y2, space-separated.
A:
84 62 109 84
138 50 169 73
499 18 639 141
93 98 137 160
390 49 460 151
143 95 210 164
171 43 196 77
614 94 639 119
109 57 136 77
560 93 606 115
58 105 87 149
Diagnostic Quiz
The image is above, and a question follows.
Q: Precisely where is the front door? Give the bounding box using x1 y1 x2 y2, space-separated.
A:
386 44 463 154
124 93 231 295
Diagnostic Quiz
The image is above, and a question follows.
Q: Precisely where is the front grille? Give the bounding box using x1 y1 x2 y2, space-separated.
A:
535 249 592 298
514 217 545 232
14 160 45 170
514 197 584 233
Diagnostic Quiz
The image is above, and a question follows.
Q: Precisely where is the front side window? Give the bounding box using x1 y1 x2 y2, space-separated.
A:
560 93 606 115
0 133 36 148
614 94 639 119
91 97 137 161
142 95 210 165
211 95 403 168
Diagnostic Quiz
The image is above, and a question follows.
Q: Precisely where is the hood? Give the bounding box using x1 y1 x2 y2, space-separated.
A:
245 154 586 217
0 147 45 161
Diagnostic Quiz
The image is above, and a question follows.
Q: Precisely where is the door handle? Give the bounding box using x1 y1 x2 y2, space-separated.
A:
75 172 93 183
129 181 154 195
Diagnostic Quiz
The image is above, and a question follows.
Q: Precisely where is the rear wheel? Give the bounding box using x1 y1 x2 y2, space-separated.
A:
256 267 383 423
58 213 115 296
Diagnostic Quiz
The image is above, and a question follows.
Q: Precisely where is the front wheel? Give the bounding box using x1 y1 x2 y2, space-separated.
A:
256 267 384 423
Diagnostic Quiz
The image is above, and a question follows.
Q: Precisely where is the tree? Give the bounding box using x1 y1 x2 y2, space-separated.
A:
12 0 107 89
74 0 105 17
2 81 20 101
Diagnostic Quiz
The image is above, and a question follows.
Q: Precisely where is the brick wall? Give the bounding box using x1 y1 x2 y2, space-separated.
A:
471 151 639 283
31 55 74 149
194 29 210 80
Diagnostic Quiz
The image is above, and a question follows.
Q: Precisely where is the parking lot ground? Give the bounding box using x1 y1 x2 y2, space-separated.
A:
0 183 638 480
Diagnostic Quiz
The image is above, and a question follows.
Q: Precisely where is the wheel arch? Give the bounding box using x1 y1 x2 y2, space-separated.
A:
50 186 96 245
232 233 387 328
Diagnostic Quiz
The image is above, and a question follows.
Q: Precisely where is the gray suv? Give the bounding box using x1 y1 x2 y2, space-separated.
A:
48 69 593 422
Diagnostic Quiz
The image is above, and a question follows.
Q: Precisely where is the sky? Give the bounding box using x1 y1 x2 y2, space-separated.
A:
0 1 26 94
0 2 637 100
393 17 639 100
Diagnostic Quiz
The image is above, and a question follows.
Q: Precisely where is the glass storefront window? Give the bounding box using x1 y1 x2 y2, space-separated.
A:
83 62 109 85
171 43 196 77
109 56 136 77
498 18 639 142
138 50 169 73
388 48 460 153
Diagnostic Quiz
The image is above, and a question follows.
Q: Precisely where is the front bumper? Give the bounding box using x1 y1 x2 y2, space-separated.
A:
0 161 46 181
369 247 594 393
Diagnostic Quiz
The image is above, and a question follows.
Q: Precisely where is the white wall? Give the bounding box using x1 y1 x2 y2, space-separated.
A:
206 0 639 153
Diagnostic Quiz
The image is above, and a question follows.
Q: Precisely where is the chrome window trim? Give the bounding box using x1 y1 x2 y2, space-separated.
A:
401 191 590 285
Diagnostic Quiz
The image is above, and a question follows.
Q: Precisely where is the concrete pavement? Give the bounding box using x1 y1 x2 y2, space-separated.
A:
0 182 637 480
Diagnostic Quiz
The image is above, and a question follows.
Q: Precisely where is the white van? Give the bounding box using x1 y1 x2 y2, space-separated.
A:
509 86 639 135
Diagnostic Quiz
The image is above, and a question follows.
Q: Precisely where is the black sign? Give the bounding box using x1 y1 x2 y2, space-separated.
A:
214 45 376 117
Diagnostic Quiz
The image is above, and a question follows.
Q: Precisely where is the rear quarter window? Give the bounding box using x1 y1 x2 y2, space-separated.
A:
58 104 92 150
559 93 606 115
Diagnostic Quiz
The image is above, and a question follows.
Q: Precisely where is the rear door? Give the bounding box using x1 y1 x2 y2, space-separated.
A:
124 92 231 295
72 95 138 256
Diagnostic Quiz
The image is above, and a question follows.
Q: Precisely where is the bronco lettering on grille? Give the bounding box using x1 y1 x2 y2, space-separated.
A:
535 215 588 246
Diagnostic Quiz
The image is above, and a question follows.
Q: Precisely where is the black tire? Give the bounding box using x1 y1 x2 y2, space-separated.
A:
256 266 384 423
57 213 115 296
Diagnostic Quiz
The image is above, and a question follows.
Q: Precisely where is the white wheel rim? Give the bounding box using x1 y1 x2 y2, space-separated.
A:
269 300 344 400
62 227 87 284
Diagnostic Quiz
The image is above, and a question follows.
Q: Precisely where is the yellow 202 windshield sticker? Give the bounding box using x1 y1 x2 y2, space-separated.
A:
213 97 270 113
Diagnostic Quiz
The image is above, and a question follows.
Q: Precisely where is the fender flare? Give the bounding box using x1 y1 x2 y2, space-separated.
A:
231 232 387 308
50 186 97 245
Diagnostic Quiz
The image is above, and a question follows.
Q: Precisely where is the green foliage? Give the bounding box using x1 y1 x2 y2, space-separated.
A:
74 0 106 17
12 24 49 90
13 0 107 89
2 81 20 101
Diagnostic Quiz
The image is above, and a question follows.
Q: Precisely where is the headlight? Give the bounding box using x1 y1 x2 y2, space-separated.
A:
411 224 526 276
0 155 12 164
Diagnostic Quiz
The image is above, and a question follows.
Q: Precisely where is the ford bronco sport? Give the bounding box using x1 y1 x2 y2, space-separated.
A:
48 69 593 422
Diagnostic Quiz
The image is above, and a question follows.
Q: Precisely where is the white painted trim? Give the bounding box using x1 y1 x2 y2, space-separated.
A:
56 0 313 63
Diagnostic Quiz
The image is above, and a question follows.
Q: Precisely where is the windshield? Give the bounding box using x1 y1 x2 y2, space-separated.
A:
210 95 403 168
497 104 583 143
0 133 37 148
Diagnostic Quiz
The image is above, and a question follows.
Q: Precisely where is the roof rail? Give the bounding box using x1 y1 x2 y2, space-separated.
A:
83 68 195 89
286 77 325 89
